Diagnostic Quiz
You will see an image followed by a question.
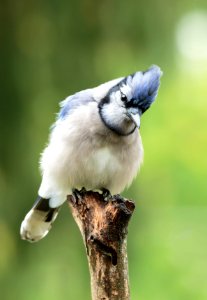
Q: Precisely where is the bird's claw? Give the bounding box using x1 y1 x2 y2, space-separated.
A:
72 188 86 203
72 187 112 203
101 188 112 202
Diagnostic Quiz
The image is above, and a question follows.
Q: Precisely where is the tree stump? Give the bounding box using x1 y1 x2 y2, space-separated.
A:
68 190 135 300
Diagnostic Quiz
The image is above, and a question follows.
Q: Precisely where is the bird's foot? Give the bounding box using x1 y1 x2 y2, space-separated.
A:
72 187 112 203
101 188 112 202
72 187 86 203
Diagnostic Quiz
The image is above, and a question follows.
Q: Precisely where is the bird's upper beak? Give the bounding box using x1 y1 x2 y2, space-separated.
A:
127 109 141 129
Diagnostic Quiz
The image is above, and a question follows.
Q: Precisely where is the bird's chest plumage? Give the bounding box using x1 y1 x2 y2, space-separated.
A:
87 147 120 174
47 103 143 194
75 131 143 193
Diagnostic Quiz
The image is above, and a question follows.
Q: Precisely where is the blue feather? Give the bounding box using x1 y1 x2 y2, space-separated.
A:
58 89 94 120
127 65 162 113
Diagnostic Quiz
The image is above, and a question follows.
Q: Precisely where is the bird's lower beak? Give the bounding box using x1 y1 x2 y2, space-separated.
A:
127 112 141 129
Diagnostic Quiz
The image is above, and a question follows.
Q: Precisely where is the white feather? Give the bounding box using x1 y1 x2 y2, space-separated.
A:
38 102 143 207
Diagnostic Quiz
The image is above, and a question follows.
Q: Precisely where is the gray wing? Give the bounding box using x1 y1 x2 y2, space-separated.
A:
58 89 95 120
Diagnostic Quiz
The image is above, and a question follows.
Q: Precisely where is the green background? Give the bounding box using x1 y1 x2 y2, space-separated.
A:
1 1 207 299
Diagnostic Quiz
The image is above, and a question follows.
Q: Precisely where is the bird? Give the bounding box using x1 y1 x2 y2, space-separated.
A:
20 65 162 242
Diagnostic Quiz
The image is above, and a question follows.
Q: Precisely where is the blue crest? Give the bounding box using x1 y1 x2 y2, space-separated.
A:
125 65 162 113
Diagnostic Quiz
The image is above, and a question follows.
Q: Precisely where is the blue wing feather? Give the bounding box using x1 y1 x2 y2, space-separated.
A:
58 89 94 120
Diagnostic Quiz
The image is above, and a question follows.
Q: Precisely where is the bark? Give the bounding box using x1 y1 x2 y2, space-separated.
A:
68 190 135 300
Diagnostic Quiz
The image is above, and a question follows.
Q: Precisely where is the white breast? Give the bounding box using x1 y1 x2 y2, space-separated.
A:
90 147 119 173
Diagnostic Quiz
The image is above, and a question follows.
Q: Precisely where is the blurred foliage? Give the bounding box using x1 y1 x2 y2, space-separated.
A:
0 0 207 299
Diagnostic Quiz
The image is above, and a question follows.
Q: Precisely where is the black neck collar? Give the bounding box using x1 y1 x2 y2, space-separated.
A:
98 106 137 137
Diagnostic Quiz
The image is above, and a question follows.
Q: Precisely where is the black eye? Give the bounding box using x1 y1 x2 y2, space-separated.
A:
121 92 127 102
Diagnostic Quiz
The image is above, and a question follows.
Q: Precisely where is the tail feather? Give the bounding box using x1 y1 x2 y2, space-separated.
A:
20 196 60 242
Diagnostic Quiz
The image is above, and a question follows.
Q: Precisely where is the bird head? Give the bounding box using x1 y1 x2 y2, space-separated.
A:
98 65 162 136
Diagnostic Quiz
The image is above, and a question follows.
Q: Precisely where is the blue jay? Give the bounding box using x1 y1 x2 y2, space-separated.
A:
20 65 162 242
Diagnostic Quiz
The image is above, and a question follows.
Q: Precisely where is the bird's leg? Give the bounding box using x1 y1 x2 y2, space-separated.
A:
72 187 112 203
72 188 86 203
101 188 112 201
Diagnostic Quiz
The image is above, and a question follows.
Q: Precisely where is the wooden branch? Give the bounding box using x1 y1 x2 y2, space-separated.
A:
68 190 135 300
